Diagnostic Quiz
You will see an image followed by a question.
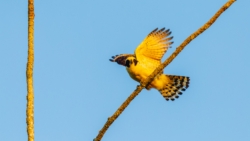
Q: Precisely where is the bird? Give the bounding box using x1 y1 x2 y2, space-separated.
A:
109 28 190 101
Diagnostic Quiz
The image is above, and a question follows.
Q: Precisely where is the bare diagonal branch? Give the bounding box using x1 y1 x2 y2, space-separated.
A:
26 0 35 141
94 0 236 141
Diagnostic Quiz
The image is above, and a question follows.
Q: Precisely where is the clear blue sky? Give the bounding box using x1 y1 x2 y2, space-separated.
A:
1 0 250 141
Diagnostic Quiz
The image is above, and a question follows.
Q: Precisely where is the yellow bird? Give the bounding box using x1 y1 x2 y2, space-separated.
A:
110 28 190 101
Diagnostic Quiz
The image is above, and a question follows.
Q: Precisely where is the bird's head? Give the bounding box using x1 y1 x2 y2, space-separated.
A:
109 54 137 67
125 56 138 68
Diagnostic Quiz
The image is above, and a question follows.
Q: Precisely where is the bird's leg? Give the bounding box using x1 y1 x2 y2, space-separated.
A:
139 79 152 90
145 84 153 90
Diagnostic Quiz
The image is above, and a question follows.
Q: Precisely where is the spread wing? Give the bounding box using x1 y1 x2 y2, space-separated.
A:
135 28 173 70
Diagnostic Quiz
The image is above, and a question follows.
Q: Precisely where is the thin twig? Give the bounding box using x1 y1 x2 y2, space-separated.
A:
94 0 236 140
26 0 35 141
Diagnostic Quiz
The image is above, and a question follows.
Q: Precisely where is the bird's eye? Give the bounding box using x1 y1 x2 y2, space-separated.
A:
125 60 130 67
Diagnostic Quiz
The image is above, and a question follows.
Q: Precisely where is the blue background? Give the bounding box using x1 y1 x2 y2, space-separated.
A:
1 0 250 141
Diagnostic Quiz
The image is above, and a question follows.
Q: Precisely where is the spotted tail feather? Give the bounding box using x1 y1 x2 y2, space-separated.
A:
159 75 190 101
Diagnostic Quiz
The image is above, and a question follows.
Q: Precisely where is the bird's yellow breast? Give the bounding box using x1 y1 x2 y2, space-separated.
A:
125 57 171 90
126 61 153 83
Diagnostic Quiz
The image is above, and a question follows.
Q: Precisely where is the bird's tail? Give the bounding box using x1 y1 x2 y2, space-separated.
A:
159 75 190 101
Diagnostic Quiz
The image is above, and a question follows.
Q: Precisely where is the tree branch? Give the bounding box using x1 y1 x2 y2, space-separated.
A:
94 0 236 140
26 0 35 141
